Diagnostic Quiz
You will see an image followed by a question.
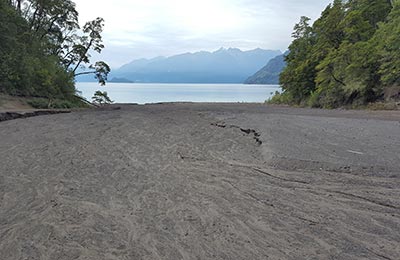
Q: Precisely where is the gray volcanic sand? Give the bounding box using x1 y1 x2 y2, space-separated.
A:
0 103 399 259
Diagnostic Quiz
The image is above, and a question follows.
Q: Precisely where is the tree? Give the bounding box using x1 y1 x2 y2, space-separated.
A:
92 91 113 105
74 61 111 86
330 0 392 104
375 0 400 86
21 0 110 85
0 0 110 105
63 17 110 85
280 16 317 104
275 0 396 108
312 1 349 107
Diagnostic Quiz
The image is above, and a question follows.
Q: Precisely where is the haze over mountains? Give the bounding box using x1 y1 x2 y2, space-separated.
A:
245 52 288 85
79 48 282 84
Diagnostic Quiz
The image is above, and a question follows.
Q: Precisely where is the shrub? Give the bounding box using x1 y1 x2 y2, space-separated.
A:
92 91 113 105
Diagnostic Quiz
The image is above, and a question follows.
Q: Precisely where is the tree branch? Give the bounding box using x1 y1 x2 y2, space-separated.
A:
330 71 346 86
72 39 93 73
74 71 96 76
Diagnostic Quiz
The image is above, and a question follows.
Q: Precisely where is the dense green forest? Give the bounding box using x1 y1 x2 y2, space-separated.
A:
0 0 109 108
273 0 400 108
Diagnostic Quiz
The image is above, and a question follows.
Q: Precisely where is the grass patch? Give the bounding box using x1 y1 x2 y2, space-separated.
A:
1 93 90 110
27 96 90 109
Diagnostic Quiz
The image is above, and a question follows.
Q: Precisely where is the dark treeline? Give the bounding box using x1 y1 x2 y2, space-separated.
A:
0 0 109 107
274 0 399 108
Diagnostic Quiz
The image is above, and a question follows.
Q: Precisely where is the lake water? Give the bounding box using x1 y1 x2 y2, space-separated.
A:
76 83 281 104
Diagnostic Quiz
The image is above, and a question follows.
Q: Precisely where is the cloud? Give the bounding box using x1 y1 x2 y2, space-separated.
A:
74 0 332 67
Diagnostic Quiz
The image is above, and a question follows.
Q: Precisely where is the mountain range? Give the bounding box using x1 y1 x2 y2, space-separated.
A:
78 48 282 84
244 52 287 85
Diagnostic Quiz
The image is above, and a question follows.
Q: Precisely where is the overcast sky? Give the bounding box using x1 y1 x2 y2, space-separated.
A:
73 0 332 68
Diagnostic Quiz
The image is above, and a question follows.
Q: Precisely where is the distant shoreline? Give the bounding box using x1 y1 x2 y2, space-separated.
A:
75 82 281 104
76 81 281 85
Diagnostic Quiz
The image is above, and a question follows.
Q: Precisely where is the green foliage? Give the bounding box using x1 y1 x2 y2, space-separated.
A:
92 91 113 105
277 0 396 108
268 91 295 105
0 0 109 104
27 96 89 109
280 16 318 104
375 1 400 86
66 17 109 81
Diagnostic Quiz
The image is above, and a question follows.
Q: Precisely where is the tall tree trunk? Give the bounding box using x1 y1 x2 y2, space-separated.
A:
72 39 94 73
17 0 21 12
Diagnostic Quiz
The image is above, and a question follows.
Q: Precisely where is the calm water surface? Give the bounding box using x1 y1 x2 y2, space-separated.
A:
76 83 281 104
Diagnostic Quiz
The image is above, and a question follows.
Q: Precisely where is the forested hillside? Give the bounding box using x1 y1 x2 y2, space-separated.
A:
273 0 400 108
244 53 287 84
0 0 109 108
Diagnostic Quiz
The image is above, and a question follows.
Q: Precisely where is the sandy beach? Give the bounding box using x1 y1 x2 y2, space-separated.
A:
0 103 399 259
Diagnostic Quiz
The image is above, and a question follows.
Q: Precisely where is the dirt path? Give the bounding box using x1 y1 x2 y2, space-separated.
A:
0 104 399 259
